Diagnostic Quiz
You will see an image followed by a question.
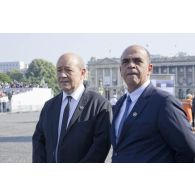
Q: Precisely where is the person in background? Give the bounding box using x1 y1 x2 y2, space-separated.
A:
182 94 193 124
33 53 112 163
192 95 195 130
110 44 195 163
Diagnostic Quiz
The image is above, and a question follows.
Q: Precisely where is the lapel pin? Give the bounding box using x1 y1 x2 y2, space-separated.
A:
133 112 137 117
79 106 84 110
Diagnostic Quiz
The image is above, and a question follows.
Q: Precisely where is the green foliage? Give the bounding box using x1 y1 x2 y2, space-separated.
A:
7 69 24 82
0 72 11 83
25 59 60 95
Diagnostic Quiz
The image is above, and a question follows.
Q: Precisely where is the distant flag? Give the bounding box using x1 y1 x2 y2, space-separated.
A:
109 49 111 57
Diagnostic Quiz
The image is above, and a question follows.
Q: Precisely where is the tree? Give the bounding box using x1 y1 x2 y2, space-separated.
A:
7 69 24 82
25 59 60 95
0 72 11 83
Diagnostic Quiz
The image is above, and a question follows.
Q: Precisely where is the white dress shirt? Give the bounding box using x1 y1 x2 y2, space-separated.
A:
57 84 85 140
55 84 85 161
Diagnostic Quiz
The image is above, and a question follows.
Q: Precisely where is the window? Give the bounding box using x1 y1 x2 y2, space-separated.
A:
179 67 184 73
112 68 118 86
186 76 192 85
187 67 192 72
104 68 110 77
153 67 159 74
97 69 103 86
161 67 167 73
169 67 175 74
178 77 184 85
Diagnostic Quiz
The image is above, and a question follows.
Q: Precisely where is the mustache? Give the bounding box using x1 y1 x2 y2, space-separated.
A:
59 79 70 83
126 71 138 75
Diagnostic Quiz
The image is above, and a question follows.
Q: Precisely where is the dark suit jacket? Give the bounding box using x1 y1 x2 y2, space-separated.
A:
111 83 195 163
33 89 112 163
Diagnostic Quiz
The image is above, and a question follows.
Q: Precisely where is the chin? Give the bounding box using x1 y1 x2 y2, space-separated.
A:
61 86 69 92
64 88 74 94
126 78 137 85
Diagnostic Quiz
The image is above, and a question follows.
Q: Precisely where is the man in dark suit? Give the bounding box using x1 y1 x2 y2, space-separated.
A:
111 45 195 163
33 53 112 163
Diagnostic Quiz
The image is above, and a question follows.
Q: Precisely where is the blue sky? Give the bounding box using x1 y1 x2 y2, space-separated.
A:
1 33 195 65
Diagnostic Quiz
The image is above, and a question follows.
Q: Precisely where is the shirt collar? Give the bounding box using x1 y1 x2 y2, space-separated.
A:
62 84 85 102
127 80 150 102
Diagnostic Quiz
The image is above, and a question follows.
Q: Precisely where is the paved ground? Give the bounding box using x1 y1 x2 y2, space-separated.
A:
0 111 112 163
0 112 39 163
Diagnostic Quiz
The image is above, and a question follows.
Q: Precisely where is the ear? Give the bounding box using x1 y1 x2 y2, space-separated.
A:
82 68 86 75
148 63 153 73
81 69 87 79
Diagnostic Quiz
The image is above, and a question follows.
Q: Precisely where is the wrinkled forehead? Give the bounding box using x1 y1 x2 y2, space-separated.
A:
121 47 148 60
57 56 84 70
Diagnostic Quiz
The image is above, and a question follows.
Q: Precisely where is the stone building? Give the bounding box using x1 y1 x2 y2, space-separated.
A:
152 55 195 99
0 61 28 73
87 55 195 99
87 57 125 100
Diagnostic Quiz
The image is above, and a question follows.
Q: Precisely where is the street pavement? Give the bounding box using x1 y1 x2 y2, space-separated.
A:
0 111 112 163
0 112 39 163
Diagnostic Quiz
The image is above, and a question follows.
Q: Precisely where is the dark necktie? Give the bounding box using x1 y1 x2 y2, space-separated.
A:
116 95 132 143
55 96 72 162
60 96 72 136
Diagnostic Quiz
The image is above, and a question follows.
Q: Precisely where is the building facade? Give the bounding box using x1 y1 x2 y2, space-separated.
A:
87 57 125 100
87 55 195 99
152 56 195 99
0 61 27 73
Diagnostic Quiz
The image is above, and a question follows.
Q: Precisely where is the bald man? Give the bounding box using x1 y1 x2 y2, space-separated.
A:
111 45 195 163
33 53 112 163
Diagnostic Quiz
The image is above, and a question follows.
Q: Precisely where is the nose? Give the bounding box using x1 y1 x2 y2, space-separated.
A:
127 60 136 68
59 71 67 77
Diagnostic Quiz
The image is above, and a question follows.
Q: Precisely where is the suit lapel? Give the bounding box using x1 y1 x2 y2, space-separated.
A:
118 83 154 144
111 94 127 148
67 91 88 131
58 89 89 145
51 93 63 149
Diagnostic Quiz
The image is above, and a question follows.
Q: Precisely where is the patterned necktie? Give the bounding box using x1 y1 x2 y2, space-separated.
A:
116 95 132 143
60 96 72 135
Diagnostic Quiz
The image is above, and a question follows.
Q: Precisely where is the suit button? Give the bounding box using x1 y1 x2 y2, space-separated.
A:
114 152 118 156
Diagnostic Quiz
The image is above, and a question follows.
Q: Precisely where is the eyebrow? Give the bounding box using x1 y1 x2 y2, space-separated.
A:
121 57 143 62
57 66 72 71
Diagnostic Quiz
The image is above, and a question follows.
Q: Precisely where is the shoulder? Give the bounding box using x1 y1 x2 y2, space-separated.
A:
152 87 172 98
83 89 112 111
84 89 109 103
43 92 62 109
150 87 182 107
